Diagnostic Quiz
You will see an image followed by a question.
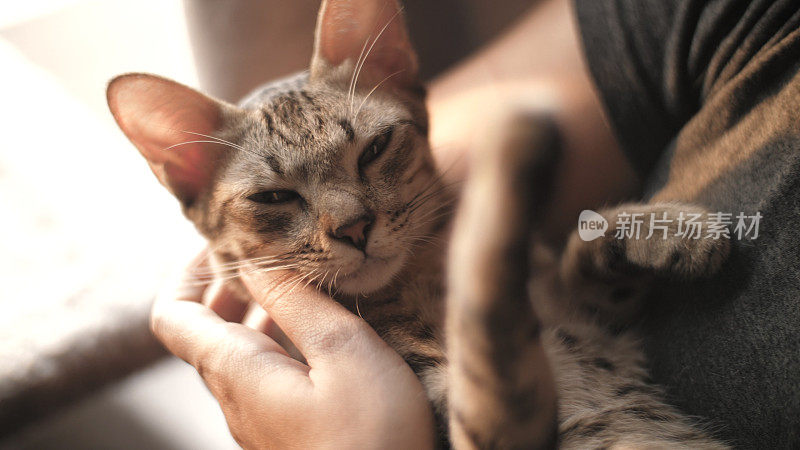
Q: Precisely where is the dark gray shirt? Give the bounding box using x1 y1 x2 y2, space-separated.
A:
574 0 800 447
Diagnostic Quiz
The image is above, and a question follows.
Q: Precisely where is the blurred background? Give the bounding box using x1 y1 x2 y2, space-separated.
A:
0 0 531 448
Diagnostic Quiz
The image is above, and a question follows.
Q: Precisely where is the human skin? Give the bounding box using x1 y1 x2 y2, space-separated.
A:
154 0 639 447
426 0 638 240
152 255 436 449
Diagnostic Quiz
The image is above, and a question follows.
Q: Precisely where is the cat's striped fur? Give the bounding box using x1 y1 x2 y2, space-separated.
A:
446 113 729 449
107 0 730 447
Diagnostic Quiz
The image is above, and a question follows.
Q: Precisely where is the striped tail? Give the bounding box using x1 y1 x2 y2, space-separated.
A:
446 111 560 449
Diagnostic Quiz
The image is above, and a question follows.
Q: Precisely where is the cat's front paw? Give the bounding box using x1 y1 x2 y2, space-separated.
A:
563 203 732 283
633 225 730 278
608 203 731 279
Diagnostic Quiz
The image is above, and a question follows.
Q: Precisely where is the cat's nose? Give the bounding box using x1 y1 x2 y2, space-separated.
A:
331 213 374 252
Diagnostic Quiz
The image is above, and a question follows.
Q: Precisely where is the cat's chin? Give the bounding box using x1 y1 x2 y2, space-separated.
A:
332 253 406 296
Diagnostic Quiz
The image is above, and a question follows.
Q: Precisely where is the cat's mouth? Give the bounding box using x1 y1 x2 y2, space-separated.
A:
332 251 406 295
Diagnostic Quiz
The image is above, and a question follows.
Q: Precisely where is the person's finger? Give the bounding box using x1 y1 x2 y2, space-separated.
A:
242 302 273 333
150 296 295 373
150 297 313 420
204 279 250 323
242 304 306 362
157 250 213 305
241 269 385 366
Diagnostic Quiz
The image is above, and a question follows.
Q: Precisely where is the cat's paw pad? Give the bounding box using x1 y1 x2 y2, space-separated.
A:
587 236 640 277
628 233 730 278
669 233 730 277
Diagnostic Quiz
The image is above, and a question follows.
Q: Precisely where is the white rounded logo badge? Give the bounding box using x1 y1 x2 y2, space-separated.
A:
578 210 608 241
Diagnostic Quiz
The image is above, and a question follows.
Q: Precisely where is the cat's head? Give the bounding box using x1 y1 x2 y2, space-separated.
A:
107 0 444 295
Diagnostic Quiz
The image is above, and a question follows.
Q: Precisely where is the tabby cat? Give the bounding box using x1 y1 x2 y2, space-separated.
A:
107 0 729 447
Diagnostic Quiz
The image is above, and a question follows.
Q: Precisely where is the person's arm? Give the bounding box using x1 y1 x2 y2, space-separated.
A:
427 0 638 240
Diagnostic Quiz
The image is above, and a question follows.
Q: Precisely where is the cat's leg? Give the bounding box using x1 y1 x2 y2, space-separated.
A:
559 202 731 323
546 328 729 449
447 111 560 449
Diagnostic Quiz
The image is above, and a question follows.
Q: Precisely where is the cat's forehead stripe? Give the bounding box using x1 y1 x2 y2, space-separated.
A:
338 119 355 142
261 109 297 148
257 87 342 150
263 154 283 175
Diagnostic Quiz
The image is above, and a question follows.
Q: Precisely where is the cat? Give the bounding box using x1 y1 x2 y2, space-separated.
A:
107 0 730 448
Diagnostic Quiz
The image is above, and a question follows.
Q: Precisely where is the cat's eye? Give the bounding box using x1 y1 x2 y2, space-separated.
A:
358 128 394 168
247 190 300 204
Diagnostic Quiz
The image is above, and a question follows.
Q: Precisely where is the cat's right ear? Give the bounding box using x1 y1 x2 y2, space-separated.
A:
106 73 238 207
310 0 419 92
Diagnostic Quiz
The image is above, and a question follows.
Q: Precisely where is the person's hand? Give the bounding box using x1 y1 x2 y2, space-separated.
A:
151 254 436 449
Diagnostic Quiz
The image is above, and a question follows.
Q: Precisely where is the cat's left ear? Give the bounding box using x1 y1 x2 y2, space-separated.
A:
310 0 419 92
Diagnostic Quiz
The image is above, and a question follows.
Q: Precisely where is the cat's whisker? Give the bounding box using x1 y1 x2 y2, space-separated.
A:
190 264 302 286
198 254 296 272
187 240 231 274
162 140 241 152
410 212 451 232
406 190 457 221
349 6 403 121
261 271 303 299
330 267 343 296
414 150 467 194
284 273 305 291
410 196 457 220
189 258 304 287
325 268 337 296
204 249 296 267
355 293 364 320
405 227 446 242
286 268 317 294
149 124 248 153
348 0 391 113
412 215 452 234
354 70 405 120
407 189 453 216
246 265 311 299
404 164 461 210
408 213 451 234
177 130 245 150
407 236 436 246
303 268 322 290
161 140 264 160
407 179 460 208
242 264 304 278
349 35 373 116
406 175 462 208
407 234 445 248
192 261 275 276
414 192 457 211
173 129 264 159
312 270 328 292
288 273 311 294
191 257 296 276
203 237 236 258
185 270 248 287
